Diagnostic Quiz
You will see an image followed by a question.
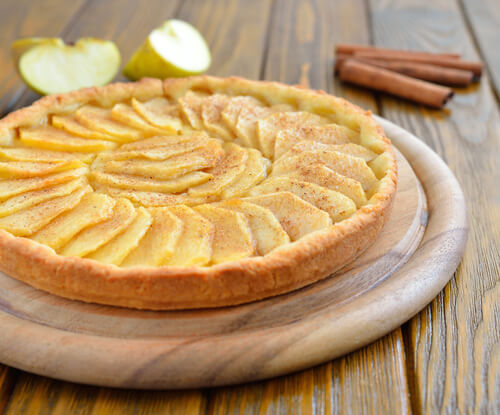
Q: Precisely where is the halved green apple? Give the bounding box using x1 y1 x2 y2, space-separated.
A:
123 19 211 80
13 37 120 95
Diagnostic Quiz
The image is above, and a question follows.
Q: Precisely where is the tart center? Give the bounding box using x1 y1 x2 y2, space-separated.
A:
89 133 271 206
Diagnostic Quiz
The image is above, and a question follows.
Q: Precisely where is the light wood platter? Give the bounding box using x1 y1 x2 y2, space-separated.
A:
0 117 467 389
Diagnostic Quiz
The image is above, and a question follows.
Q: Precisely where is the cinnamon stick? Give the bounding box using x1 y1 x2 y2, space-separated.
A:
336 43 461 60
336 56 474 86
338 59 454 108
353 50 483 77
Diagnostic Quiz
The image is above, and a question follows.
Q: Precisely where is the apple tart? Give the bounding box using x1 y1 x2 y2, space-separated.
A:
0 76 397 309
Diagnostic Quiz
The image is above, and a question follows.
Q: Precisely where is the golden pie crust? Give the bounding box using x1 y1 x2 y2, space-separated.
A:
0 76 397 309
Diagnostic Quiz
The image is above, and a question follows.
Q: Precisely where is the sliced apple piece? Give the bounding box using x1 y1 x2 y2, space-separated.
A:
235 104 273 149
0 167 87 200
178 90 208 129
52 115 118 142
15 37 120 95
111 103 167 135
123 19 211 80
216 200 290 255
74 105 144 142
277 164 367 208
282 141 378 162
274 123 355 159
0 159 83 179
20 125 116 152
0 185 90 236
0 147 94 163
87 207 152 265
108 135 220 161
91 170 211 193
272 150 378 190
166 205 213 266
101 186 215 207
0 177 86 218
248 177 356 222
222 148 270 198
103 154 219 180
243 191 332 241
122 207 183 267
60 198 137 258
194 204 254 264
31 192 115 251
201 94 234 140
221 96 263 138
188 143 248 197
117 132 209 151
257 111 323 158
131 97 183 132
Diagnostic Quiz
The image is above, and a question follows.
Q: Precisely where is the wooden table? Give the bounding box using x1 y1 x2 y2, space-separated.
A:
0 0 498 413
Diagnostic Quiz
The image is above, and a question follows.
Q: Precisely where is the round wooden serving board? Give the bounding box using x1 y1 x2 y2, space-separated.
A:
0 117 467 389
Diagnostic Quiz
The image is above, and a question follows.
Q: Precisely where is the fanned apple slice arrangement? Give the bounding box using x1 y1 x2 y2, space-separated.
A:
0 77 395 270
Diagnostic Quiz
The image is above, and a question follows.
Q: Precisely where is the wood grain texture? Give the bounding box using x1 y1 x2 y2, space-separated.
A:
207 328 410 414
0 0 87 116
368 0 500 413
256 1 410 413
0 120 467 391
4 371 205 415
176 0 273 79
460 0 500 96
0 365 16 414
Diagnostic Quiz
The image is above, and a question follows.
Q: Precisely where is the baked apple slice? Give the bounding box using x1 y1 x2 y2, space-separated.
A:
272 150 377 190
0 147 93 163
88 207 152 265
216 199 290 255
221 148 270 198
123 207 183 267
0 159 83 178
273 123 356 159
20 125 116 152
74 105 144 142
188 143 248 197
52 115 118 142
60 198 136 257
194 204 254 264
242 191 332 241
131 97 183 132
276 164 367 208
91 171 212 193
0 167 87 200
257 111 323 158
0 185 90 236
31 192 115 251
201 94 234 140
248 177 356 222
0 177 86 217
166 205 213 266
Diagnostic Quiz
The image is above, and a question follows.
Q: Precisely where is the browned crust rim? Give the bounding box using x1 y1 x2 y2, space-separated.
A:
0 76 397 309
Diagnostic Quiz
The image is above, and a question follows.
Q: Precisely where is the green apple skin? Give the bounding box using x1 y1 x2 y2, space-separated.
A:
123 20 211 81
15 38 121 96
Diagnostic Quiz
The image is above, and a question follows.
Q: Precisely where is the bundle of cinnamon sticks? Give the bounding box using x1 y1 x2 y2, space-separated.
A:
335 44 483 109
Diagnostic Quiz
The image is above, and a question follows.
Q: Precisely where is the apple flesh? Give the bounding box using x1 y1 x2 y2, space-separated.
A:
13 37 120 95
123 19 211 80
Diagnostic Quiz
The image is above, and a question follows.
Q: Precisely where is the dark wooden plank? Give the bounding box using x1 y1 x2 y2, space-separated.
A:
176 0 273 79
460 0 500 96
368 0 500 413
0 0 88 116
207 1 411 412
207 329 410 414
0 365 16 414
4 371 205 415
